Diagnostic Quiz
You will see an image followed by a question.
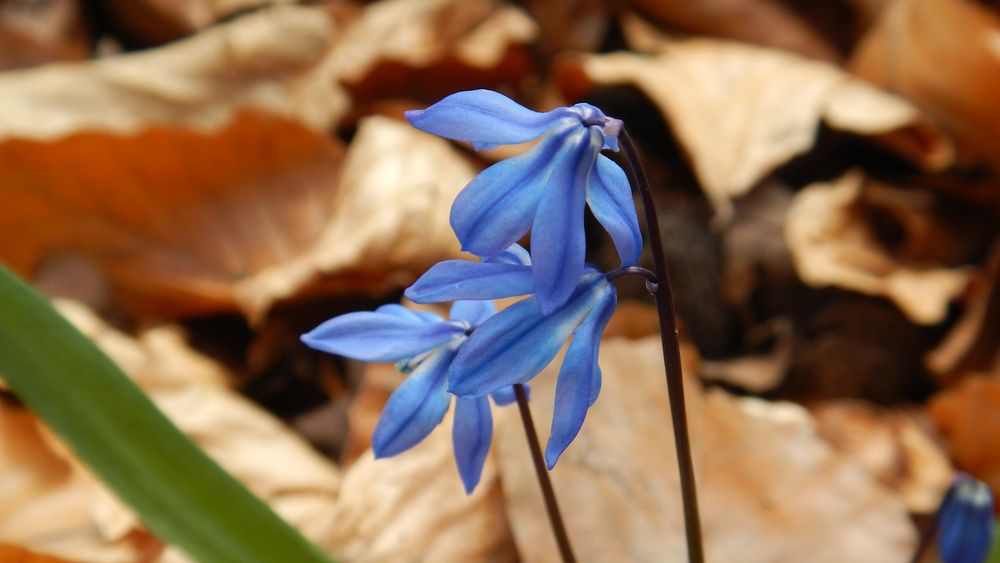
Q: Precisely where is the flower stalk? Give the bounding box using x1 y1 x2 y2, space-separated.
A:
616 129 705 563
513 383 577 563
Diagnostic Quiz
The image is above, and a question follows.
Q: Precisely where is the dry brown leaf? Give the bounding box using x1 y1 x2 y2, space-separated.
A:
324 408 517 562
100 0 288 45
812 401 953 513
925 238 1000 383
0 0 89 70
929 376 1000 497
851 0 1000 169
0 112 472 320
2 298 520 561
339 362 398 468
0 403 160 562
234 116 473 319
519 0 610 56
0 5 345 141
700 319 793 393
0 300 342 561
556 40 952 213
784 171 970 324
627 0 842 61
494 337 916 562
324 0 537 114
0 111 344 318
0 543 77 563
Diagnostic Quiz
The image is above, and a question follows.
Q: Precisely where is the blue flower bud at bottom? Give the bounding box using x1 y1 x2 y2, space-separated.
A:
938 473 995 563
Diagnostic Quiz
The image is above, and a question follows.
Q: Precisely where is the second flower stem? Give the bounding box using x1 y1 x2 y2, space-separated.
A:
513 383 577 563
617 129 705 563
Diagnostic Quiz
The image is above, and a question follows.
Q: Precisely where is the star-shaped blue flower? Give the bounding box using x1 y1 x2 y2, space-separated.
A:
406 90 642 314
938 473 996 563
405 245 617 468
301 300 510 493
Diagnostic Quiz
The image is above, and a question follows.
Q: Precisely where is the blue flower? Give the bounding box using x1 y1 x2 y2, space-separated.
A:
301 300 510 493
404 245 617 469
938 473 996 563
405 89 641 314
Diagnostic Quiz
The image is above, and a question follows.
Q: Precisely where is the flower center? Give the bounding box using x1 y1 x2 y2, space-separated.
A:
395 348 434 374
571 104 624 140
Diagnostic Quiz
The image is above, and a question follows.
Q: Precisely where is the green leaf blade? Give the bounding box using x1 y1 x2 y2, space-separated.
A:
0 265 335 563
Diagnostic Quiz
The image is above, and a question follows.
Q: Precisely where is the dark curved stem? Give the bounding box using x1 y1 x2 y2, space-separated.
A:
616 129 705 563
605 265 659 294
513 383 577 563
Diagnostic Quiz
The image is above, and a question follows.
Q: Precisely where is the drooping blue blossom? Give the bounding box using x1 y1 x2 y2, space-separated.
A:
301 300 510 493
405 89 642 314
405 245 617 469
938 473 996 563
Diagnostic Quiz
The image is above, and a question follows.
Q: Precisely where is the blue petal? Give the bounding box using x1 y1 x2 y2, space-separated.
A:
371 347 456 457
545 282 617 469
938 475 995 563
490 385 527 406
302 307 462 362
588 155 642 267
451 128 577 257
374 303 443 324
405 260 533 303
405 90 574 150
484 243 532 266
449 300 496 326
449 269 612 397
452 397 493 493
530 128 603 314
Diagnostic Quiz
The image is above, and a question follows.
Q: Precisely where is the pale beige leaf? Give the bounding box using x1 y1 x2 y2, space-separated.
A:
852 0 1000 169
0 5 343 142
557 40 951 213
323 405 517 562
316 0 536 110
929 377 1000 497
627 0 841 61
0 405 154 562
925 238 1000 383
494 337 916 562
784 172 970 324
98 1 294 45
233 116 474 319
812 401 953 513
699 319 792 393
0 300 342 562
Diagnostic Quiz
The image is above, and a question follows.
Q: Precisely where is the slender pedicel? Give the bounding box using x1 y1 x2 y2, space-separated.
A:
614 129 705 563
605 265 659 294
513 383 577 563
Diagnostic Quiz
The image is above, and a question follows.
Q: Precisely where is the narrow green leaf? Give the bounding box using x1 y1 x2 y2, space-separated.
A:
988 522 1000 563
0 265 335 563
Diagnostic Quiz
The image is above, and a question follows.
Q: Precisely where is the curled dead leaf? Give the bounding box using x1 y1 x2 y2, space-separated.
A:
626 1 842 61
0 0 89 70
0 403 160 562
494 337 916 562
99 0 290 45
0 111 472 321
929 376 1000 499
0 300 342 561
324 408 516 562
852 0 1000 170
0 111 344 318
925 238 1000 384
784 172 970 324
324 0 537 116
555 40 952 213
0 5 344 141
812 401 953 513
234 116 474 320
